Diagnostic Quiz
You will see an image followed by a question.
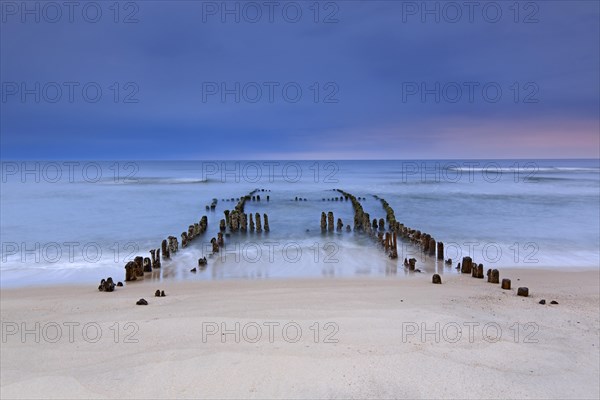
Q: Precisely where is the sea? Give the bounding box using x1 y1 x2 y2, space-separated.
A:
1 159 598 287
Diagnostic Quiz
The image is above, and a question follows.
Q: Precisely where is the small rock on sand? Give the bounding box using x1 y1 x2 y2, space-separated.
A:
136 298 148 306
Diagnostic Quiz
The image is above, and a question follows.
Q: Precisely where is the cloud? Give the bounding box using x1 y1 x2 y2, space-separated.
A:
1 1 598 159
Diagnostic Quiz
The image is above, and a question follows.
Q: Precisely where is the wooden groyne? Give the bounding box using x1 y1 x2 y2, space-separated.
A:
116 186 529 302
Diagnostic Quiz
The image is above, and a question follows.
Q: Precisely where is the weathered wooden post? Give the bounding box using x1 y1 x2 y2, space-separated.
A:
321 212 327 232
378 218 385 231
255 212 262 232
134 256 144 277
150 249 157 269
501 279 511 290
240 213 248 232
263 213 270 232
249 213 255 231
200 216 208 233
327 211 334 232
428 238 436 256
517 287 529 297
162 239 170 259
181 232 188 249
155 249 161 268
217 232 224 247
211 237 219 253
224 210 230 226
143 257 152 272
364 213 371 233
167 236 177 254
432 274 442 284
337 218 343 231
476 263 484 279
437 242 444 260
231 211 239 231
220 219 226 231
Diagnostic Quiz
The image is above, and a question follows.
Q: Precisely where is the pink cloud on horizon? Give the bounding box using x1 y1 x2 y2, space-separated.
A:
251 117 599 160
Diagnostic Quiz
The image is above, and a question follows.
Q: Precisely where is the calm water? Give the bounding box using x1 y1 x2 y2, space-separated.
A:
1 160 599 287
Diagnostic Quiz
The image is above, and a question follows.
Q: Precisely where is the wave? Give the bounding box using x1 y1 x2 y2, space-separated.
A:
99 177 209 185
522 176 599 183
446 167 599 173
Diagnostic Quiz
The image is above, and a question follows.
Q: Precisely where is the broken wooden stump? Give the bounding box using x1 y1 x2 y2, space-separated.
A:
461 256 473 274
471 263 483 278
98 277 115 292
501 279 511 290
488 269 500 284
432 274 442 284
211 237 219 253
125 261 136 281
408 258 416 271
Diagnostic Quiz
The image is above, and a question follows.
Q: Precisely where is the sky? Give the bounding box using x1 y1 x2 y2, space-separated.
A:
1 0 599 160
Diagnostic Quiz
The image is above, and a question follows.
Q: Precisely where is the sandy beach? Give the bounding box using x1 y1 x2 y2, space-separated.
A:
1 268 598 399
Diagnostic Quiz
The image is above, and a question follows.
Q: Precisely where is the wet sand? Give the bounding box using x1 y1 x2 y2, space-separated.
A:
1 268 599 399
